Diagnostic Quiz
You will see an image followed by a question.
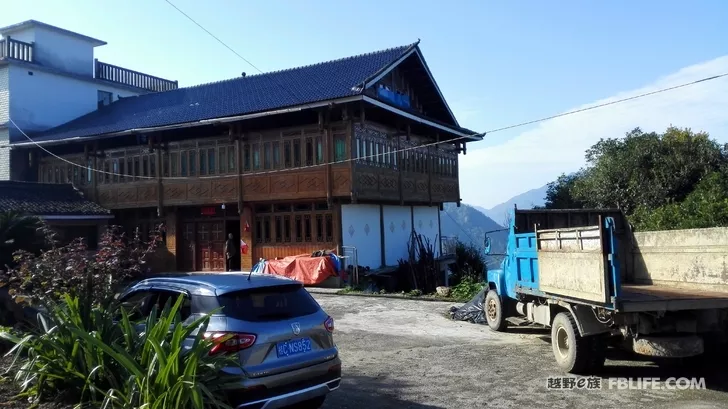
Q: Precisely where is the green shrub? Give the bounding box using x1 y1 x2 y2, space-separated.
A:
451 276 485 302
451 240 486 286
1 294 240 408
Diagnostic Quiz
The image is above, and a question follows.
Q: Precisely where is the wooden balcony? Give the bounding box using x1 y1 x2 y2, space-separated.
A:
94 60 178 92
0 37 33 63
353 164 459 204
89 165 352 209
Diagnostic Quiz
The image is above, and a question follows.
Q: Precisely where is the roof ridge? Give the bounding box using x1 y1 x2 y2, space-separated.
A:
180 42 417 91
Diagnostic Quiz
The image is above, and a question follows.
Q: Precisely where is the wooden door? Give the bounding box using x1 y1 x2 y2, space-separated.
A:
181 223 196 271
210 222 226 271
197 222 226 272
197 223 212 271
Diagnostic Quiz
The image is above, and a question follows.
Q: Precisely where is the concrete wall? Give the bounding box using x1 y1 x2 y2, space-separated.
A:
3 24 96 77
341 204 382 269
412 205 440 257
343 204 442 269
33 25 96 77
0 128 8 180
0 66 8 180
382 205 412 265
631 227 728 293
7 64 140 139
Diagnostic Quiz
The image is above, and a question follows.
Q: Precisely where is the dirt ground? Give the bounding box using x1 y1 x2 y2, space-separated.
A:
314 293 728 409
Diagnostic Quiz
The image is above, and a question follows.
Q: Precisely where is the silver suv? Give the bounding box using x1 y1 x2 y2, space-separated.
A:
119 273 341 409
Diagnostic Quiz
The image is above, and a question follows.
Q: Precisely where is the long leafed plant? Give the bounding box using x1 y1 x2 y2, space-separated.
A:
1 294 241 409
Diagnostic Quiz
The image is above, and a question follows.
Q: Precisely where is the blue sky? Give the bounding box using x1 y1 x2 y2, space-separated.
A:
2 0 728 208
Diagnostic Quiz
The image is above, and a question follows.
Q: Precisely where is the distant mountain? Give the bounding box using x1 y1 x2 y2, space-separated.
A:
481 184 548 222
439 203 508 269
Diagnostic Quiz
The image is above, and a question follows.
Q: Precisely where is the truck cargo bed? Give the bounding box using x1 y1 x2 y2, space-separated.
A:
619 284 728 312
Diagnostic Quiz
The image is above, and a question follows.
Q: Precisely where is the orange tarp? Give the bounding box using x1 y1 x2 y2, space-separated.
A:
262 254 337 285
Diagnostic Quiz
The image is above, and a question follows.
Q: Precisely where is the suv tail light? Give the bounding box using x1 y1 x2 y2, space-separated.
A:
324 316 335 333
205 332 257 355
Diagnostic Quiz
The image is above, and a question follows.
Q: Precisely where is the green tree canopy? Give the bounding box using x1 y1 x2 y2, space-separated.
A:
542 126 728 231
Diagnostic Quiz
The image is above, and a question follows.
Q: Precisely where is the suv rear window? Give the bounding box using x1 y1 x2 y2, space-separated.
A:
217 284 320 322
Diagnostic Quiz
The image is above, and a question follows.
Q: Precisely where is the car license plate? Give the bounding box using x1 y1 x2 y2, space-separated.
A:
276 338 312 358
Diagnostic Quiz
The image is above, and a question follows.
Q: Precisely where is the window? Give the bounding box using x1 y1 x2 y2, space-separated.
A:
305 137 313 166
293 140 301 167
207 148 215 175
170 152 179 177
283 141 292 168
273 143 281 168
228 147 236 173
152 290 192 321
112 160 119 183
254 203 332 244
334 135 346 162
189 151 196 176
219 147 227 174
150 155 156 178
97 90 113 109
244 145 251 171
252 144 260 170
142 156 149 177
263 143 272 170
180 152 188 176
215 285 319 322
199 149 207 176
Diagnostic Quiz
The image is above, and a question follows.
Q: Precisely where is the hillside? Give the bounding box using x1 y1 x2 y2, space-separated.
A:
481 184 548 222
439 203 508 269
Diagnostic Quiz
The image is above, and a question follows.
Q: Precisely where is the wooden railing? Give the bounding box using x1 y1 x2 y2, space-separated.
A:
95 59 178 92
0 37 34 63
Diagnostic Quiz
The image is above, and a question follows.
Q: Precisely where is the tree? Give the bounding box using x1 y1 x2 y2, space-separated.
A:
543 172 588 209
0 211 45 271
542 126 728 222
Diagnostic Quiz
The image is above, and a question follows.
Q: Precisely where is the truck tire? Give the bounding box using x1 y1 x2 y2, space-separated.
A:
484 290 508 332
588 334 607 372
551 312 591 374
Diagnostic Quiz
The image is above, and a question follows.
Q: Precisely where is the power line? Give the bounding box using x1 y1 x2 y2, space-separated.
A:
11 69 727 181
162 0 318 112
485 72 728 134
163 0 263 74
443 210 479 245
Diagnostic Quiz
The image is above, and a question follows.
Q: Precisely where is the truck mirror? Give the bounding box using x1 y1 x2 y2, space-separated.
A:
484 237 492 254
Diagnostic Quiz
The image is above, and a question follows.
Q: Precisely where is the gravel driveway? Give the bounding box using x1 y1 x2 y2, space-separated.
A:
313 293 728 409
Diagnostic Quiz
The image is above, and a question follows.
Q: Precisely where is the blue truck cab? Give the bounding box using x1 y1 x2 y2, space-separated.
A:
483 208 728 374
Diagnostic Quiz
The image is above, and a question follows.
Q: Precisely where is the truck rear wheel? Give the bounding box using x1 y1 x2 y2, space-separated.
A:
551 312 591 374
485 290 508 332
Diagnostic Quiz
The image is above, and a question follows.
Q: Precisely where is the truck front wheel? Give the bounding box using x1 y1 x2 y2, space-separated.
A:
551 312 591 374
484 290 508 332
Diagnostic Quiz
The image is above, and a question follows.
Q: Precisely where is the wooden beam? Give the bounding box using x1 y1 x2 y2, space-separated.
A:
320 110 332 208
156 134 163 217
397 132 403 205
428 134 437 206
348 116 357 205
379 204 386 268
237 126 244 214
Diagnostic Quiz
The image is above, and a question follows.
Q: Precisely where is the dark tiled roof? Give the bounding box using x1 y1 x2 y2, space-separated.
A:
0 181 111 216
29 44 421 143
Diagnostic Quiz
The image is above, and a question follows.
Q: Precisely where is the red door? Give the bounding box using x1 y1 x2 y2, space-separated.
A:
196 222 225 272
211 222 226 271
181 223 195 271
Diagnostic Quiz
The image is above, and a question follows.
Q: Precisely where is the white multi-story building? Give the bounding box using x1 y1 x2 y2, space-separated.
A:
0 20 177 180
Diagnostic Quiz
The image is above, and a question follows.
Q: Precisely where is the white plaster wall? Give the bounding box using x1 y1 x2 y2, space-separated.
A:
341 204 382 269
413 206 441 257
8 64 141 139
33 26 96 77
0 128 9 180
383 205 412 265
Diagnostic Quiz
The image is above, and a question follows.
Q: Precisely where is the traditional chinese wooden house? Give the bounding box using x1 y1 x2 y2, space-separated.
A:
11 42 481 272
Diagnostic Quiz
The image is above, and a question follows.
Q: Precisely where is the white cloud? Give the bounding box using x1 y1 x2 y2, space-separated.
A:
460 55 728 209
